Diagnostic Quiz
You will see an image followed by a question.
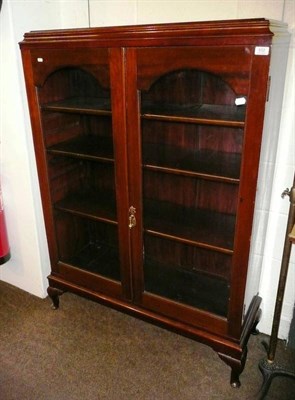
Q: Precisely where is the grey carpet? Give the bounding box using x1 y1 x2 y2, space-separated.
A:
0 281 294 400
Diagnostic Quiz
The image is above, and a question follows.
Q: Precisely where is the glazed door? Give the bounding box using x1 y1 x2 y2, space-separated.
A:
28 48 131 300
127 46 254 334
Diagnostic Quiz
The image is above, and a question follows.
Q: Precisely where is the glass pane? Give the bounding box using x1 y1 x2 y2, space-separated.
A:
140 69 245 316
144 236 231 316
39 67 121 281
55 214 120 281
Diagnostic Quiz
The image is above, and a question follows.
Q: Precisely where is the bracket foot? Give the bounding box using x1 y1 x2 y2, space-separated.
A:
218 347 247 388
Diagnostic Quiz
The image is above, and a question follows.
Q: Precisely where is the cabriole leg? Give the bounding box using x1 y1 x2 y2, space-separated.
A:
47 286 64 309
218 347 247 388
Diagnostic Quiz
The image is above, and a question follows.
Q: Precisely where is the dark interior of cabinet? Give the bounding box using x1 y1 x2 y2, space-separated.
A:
142 121 243 182
47 156 116 217
140 69 245 315
141 69 240 105
38 68 111 106
43 113 114 161
144 259 229 316
143 173 238 249
55 213 120 280
144 235 231 316
38 68 120 280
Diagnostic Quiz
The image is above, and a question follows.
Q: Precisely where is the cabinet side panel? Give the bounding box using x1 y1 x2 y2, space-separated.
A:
229 46 271 337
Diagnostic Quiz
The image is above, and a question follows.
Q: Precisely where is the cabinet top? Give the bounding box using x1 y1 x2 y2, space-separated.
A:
20 18 288 49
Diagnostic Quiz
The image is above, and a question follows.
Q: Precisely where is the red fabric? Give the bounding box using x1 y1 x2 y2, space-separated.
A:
0 209 9 258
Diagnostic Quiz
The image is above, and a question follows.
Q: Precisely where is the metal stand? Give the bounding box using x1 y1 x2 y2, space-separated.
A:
257 174 295 399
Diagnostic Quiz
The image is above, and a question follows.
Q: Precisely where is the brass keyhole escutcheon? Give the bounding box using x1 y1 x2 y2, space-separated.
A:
128 206 136 229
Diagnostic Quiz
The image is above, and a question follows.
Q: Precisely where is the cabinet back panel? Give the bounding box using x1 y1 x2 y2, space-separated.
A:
42 112 81 147
42 113 112 148
144 235 231 280
48 156 116 204
142 120 197 148
54 213 120 281
143 171 238 214
198 125 243 153
140 69 238 106
143 256 229 317
142 121 243 148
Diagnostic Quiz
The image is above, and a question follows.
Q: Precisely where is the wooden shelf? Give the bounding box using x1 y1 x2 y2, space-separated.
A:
42 97 112 115
47 136 114 163
144 199 235 254
141 103 245 127
144 258 229 316
64 241 120 281
55 190 117 224
143 144 241 183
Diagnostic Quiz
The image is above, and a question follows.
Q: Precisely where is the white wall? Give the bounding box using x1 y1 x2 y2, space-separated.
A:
0 0 294 339
257 0 295 337
0 0 88 297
